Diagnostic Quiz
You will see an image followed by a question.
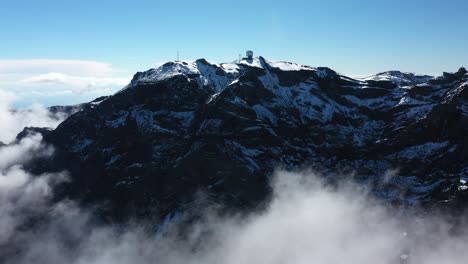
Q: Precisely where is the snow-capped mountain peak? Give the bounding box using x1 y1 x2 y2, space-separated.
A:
128 57 337 89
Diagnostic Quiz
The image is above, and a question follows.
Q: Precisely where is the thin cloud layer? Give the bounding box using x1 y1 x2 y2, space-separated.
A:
0 59 115 77
22 72 129 94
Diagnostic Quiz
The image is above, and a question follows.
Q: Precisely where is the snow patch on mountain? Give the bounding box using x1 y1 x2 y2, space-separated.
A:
70 138 93 152
135 61 199 83
238 57 263 68
364 71 433 86
268 61 312 71
343 95 394 109
252 104 278 125
106 113 129 128
220 63 240 74
389 141 450 160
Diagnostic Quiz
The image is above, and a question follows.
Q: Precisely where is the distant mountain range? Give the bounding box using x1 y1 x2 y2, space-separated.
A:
19 57 468 220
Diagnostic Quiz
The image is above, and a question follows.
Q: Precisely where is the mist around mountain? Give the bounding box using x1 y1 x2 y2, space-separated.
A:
0 58 467 263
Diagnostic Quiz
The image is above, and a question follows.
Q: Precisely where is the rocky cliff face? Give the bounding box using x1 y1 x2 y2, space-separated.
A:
35 57 467 218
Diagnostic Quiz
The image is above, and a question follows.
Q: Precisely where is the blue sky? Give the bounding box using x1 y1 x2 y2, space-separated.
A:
1 0 467 107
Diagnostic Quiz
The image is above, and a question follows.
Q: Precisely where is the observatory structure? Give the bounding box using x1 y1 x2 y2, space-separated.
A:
241 50 254 61
246 50 254 59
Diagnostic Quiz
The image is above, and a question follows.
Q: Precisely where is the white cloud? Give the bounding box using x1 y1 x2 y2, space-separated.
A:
0 134 53 169
0 59 131 105
23 72 69 83
22 72 129 94
0 59 115 77
0 89 66 143
0 135 67 246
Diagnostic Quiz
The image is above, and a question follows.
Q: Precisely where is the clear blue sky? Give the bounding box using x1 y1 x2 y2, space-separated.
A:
1 0 467 107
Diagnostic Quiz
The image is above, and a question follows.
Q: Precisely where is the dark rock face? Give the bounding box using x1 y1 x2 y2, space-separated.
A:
16 127 53 141
47 96 108 117
35 58 467 219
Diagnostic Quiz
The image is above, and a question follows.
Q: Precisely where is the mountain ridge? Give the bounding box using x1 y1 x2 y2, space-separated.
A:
20 57 467 219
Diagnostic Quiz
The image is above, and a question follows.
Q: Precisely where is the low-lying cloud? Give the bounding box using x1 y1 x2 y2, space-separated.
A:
0 134 66 246
2 163 468 264
0 90 66 143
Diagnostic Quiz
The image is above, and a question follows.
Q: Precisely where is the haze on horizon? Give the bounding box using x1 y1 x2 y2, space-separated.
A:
1 0 467 107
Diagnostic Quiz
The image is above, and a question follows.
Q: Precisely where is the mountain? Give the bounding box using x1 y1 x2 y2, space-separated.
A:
31 57 467 219
14 97 108 141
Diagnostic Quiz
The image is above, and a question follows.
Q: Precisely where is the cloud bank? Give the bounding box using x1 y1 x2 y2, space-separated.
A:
0 90 66 143
2 164 468 264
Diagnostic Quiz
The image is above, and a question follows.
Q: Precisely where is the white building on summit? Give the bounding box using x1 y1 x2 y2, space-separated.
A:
246 50 254 59
241 50 254 61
